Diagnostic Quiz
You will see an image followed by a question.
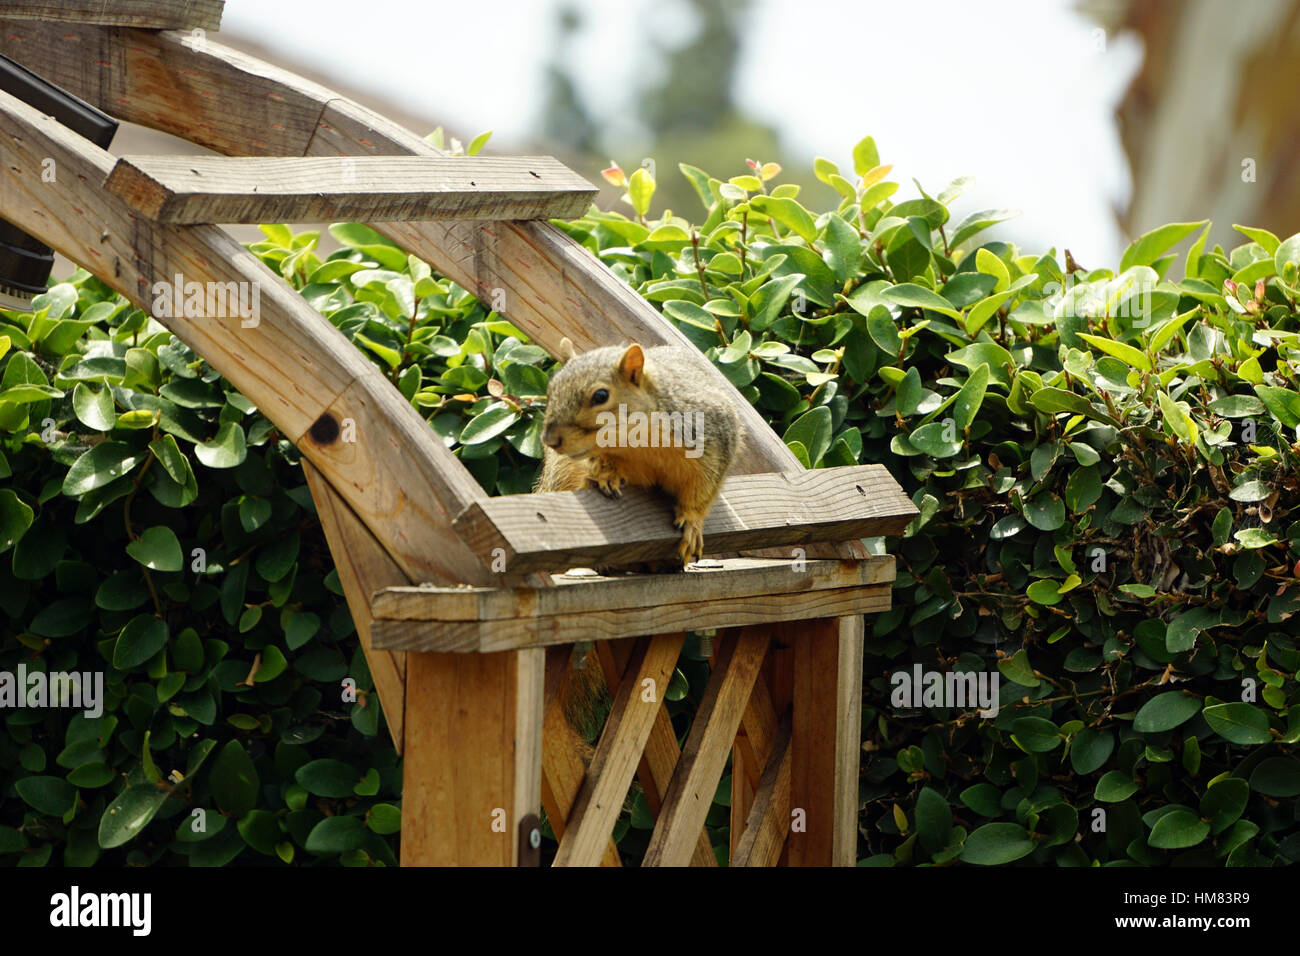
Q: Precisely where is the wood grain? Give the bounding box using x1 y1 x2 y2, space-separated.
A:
595 639 716 867
401 647 543 866
0 1 223 30
732 725 792 867
105 155 596 224
301 460 406 753
453 466 917 576
553 633 684 866
372 556 894 622
643 630 769 866
370 584 892 653
787 619 841 866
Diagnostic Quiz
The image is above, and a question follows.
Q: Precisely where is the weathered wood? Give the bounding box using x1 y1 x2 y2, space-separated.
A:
787 619 841 866
732 725 792 867
105 155 597 224
372 556 894 622
0 88 507 589
832 614 866 865
401 648 543 866
372 583 891 653
0 24 879 563
595 640 716 867
643 630 769 867
539 647 620 867
301 460 406 754
453 466 916 576
554 633 684 867
0 0 222 30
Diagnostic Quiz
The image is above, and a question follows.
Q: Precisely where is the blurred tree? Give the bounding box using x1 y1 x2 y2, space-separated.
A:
1094 0 1300 251
537 4 601 157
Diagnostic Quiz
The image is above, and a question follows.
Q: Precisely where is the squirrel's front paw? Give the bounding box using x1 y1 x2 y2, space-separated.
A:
674 516 704 568
587 459 625 498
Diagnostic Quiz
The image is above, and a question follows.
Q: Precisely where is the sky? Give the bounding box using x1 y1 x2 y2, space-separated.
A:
220 0 1142 266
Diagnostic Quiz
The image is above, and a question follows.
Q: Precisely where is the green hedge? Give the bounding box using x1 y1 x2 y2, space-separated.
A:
2 135 1299 866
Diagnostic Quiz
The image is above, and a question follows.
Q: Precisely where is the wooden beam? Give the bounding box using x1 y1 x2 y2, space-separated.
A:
832 614 866 865
553 633 684 866
594 640 716 867
539 647 620 867
373 556 894 622
372 583 891 653
301 460 406 753
0 1 223 30
787 618 846 866
453 466 917 576
643 630 768 867
0 86 508 590
401 648 543 865
0 23 883 563
732 725 792 867
105 155 597 224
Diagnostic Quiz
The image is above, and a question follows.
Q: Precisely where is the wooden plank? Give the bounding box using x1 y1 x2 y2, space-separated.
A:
554 633 684 866
833 614 866 865
453 466 917 576
0 24 880 564
105 155 597 224
0 1 223 30
643 630 769 867
732 725 792 867
371 583 892 653
595 640 716 867
0 86 510 590
787 619 841 866
401 647 543 865
372 556 895 622
539 647 620 867
301 460 406 754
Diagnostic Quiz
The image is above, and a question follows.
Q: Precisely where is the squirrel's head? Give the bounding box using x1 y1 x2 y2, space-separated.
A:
541 339 649 458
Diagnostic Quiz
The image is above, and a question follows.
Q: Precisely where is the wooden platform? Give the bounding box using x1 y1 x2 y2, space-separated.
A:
370 556 895 652
454 464 916 575
0 0 223 30
105 155 597 224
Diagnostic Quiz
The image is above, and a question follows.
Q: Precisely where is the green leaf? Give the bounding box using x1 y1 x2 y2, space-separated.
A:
783 406 832 466
1120 220 1209 272
98 785 169 849
305 815 366 855
997 649 1038 687
1076 333 1151 372
748 195 817 243
16 775 76 816
1202 702 1272 745
367 803 402 835
959 822 1035 865
113 614 168 670
1254 385 1300 428
209 740 259 817
950 209 1019 249
1199 778 1248 834
1248 757 1300 797
1023 493 1065 531
296 759 361 798
126 525 183 572
72 383 115 431
1094 771 1139 802
194 422 247 469
466 129 492 156
1133 693 1201 733
951 364 989 431
1070 728 1114 775
0 488 34 553
851 135 879 177
823 215 862 282
63 442 146 496
460 402 518 445
1148 810 1210 850
881 283 964 321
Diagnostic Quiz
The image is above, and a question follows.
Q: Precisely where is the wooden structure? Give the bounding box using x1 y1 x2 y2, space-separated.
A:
0 1 918 865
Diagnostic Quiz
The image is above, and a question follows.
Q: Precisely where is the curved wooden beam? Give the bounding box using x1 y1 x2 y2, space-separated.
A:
0 21 869 561
0 88 497 588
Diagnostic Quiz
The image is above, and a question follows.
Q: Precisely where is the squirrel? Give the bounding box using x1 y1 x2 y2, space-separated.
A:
532 339 744 845
535 338 743 568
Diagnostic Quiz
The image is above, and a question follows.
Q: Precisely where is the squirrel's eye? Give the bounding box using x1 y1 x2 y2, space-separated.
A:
591 389 609 406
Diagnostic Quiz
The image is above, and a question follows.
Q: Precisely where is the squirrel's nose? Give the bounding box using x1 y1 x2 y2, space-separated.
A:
542 425 561 449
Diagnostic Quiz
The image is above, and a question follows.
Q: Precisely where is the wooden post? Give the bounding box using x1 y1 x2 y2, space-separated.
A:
401 649 544 866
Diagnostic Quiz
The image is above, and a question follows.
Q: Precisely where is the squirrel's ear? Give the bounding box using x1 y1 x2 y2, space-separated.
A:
558 337 577 362
619 343 645 385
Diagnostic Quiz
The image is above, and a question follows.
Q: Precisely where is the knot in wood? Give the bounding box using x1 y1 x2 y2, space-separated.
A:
309 412 340 445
